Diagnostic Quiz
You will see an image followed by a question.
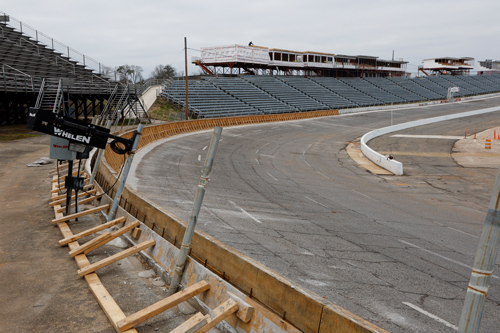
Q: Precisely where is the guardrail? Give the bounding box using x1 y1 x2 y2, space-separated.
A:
96 108 391 333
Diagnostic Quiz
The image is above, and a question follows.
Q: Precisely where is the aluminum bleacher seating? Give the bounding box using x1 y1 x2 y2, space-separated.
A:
387 77 441 100
279 77 356 109
425 76 473 97
363 77 424 103
162 79 261 118
464 75 500 93
208 77 292 114
437 75 487 95
312 77 382 107
339 78 405 104
244 76 327 111
410 77 449 99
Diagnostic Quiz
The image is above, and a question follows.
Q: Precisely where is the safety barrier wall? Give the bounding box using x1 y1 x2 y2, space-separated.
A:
98 109 390 333
361 105 500 175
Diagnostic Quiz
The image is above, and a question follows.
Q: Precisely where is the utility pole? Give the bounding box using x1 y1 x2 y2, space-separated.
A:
184 37 189 121
458 164 500 332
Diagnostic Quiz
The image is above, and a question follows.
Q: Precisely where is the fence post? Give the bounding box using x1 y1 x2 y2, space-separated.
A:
167 126 223 295
458 164 500 332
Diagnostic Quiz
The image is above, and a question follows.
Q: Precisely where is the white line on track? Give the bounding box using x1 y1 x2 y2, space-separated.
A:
316 171 330 179
266 172 278 181
203 146 208 150
446 226 479 239
229 201 262 224
303 144 312 166
304 160 311 167
305 196 330 209
352 190 376 201
255 158 260 165
261 154 275 158
256 150 259 154
198 155 201 161
399 240 499 279
403 302 458 330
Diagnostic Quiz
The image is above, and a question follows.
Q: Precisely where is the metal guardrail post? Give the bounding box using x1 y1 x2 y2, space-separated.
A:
458 164 500 332
167 126 223 295
106 124 143 222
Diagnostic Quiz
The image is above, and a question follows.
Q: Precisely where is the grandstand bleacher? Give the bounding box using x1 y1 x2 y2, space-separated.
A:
161 74 500 119
0 13 150 126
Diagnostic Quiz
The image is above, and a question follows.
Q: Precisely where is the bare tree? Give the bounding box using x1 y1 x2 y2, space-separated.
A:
116 64 144 84
150 64 177 81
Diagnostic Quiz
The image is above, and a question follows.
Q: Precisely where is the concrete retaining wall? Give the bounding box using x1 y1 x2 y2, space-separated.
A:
360 105 500 175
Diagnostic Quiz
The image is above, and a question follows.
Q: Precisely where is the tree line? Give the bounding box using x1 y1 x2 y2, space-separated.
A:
101 64 178 84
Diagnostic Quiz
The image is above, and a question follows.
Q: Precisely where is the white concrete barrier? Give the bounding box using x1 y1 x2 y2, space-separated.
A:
361 106 500 175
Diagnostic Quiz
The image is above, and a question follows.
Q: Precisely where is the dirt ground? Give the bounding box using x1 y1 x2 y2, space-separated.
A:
0 133 195 332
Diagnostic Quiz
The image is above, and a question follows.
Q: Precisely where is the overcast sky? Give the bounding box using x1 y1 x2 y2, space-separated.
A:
2 0 499 77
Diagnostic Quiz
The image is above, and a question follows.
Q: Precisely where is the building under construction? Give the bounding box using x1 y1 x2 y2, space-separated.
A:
192 44 408 78
419 57 474 76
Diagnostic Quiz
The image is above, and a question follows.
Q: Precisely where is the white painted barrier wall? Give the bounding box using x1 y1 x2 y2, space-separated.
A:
361 106 500 175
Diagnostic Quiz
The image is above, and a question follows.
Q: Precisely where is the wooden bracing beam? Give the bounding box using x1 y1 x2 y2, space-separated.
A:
69 232 112 257
116 280 210 332
55 194 102 213
83 221 140 255
59 216 126 246
77 239 155 277
170 313 208 333
195 299 239 333
52 204 109 225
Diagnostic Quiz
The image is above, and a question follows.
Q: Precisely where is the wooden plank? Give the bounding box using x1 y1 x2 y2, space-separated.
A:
170 312 208 333
196 299 239 333
84 221 140 254
228 292 254 323
50 188 96 203
131 227 142 239
59 216 126 246
51 170 86 182
55 194 102 213
52 204 109 225
53 206 138 333
69 232 112 257
77 239 155 277
116 280 210 332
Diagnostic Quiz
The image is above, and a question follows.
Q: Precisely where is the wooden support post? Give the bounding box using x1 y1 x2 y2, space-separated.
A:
131 227 142 239
59 216 126 246
83 221 140 255
69 232 112 257
228 292 254 323
56 194 102 213
51 188 96 203
77 239 155 277
52 204 109 225
170 312 208 333
116 280 210 332
196 299 239 333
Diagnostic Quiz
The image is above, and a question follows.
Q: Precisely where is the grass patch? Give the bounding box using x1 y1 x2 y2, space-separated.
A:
149 97 184 122
0 133 39 142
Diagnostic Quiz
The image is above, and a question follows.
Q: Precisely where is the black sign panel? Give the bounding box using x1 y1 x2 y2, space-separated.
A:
27 109 110 149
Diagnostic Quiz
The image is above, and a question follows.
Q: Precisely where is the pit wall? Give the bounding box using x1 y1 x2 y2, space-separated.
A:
361 105 500 175
97 109 389 333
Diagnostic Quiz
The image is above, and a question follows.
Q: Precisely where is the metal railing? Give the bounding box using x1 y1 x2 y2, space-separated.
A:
0 10 104 74
35 78 45 108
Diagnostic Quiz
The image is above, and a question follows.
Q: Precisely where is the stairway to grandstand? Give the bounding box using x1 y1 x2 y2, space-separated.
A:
279 77 356 109
208 77 292 114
